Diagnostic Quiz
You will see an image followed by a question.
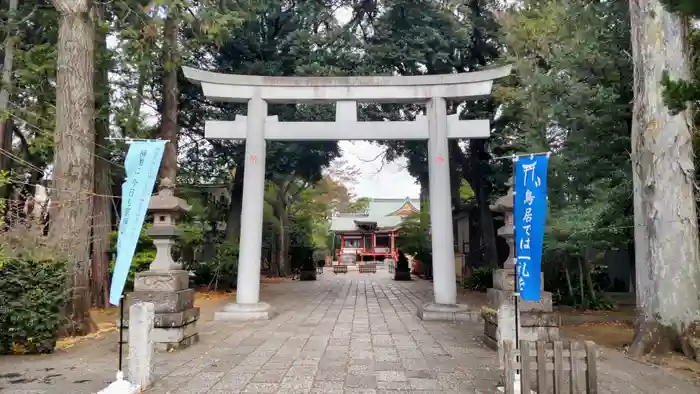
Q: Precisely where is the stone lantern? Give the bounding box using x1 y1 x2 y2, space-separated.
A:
126 178 200 351
147 179 190 271
482 177 559 351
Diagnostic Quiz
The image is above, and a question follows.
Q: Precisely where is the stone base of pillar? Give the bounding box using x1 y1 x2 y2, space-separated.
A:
214 302 276 321
124 270 200 351
416 303 481 322
299 269 317 281
487 288 553 312
483 283 560 349
394 271 412 281
482 308 560 350
122 323 199 352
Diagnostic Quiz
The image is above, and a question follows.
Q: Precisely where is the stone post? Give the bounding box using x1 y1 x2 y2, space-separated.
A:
482 177 559 347
125 178 200 351
128 302 154 390
496 301 516 370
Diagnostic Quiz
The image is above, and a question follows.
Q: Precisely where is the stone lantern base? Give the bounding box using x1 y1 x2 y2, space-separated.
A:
123 270 200 351
482 266 559 348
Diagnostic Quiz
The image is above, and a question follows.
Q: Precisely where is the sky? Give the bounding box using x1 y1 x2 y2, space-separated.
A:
338 141 419 199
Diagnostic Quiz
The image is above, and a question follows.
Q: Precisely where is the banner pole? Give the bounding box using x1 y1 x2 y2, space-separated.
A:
118 294 125 374
511 156 522 393
512 157 520 347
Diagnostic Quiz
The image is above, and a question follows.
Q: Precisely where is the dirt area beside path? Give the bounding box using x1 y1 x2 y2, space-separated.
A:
54 290 235 351
562 320 700 384
54 277 292 352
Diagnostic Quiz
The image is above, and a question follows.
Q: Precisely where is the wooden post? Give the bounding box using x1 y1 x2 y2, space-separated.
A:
585 341 598 394
372 232 376 250
570 341 582 393
391 231 396 254
520 340 532 393
503 340 515 394
553 341 565 392
536 341 547 392
340 235 345 249
501 339 598 394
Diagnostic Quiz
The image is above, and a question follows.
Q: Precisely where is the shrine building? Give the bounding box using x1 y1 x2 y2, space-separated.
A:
330 197 420 264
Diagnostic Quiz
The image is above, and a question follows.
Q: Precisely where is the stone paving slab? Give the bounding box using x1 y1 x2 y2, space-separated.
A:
1 268 699 393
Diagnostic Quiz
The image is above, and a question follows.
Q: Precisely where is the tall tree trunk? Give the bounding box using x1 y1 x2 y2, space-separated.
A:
419 178 428 205
582 258 597 304
91 5 112 308
49 0 97 335
278 212 287 277
157 11 179 184
224 162 245 243
563 262 575 302
628 0 700 358
468 140 498 267
127 64 148 136
578 259 585 306
0 0 18 200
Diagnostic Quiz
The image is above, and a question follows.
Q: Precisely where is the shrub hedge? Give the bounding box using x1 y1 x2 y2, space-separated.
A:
0 253 68 354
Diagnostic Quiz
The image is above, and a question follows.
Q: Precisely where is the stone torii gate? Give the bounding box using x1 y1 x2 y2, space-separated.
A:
183 65 512 321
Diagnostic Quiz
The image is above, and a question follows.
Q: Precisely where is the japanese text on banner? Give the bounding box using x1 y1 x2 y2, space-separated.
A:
109 141 166 305
513 154 549 302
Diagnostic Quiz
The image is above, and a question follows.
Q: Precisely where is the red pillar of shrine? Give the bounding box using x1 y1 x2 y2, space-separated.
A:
371 232 376 251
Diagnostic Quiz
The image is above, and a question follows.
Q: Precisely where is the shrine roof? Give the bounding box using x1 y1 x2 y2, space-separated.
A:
329 197 420 232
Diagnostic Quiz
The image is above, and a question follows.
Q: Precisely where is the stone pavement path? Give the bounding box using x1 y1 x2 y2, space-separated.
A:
1 268 699 393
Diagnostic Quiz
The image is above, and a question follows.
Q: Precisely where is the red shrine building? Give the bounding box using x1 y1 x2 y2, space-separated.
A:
330 197 420 263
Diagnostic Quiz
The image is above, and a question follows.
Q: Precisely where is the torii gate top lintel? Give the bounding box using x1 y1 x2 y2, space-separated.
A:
182 65 512 103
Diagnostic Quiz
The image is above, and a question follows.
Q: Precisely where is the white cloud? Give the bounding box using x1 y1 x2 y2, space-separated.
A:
338 141 420 199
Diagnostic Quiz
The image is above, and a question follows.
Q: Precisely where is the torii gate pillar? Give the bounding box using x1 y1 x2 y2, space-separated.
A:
184 66 511 321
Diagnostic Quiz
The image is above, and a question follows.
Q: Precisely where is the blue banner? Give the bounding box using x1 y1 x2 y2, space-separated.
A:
513 154 549 302
109 141 166 305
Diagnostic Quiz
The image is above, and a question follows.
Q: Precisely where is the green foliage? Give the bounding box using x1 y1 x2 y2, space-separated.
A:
347 197 370 213
108 251 156 291
107 226 156 291
661 28 700 122
660 0 700 17
546 264 615 310
290 244 316 270
464 267 494 292
458 179 475 204
397 211 432 268
0 229 68 355
501 0 634 268
196 242 239 290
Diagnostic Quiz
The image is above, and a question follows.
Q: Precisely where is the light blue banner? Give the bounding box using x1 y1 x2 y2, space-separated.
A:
514 154 549 302
109 141 166 305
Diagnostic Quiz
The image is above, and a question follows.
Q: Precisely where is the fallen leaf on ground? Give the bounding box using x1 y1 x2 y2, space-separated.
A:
55 326 118 350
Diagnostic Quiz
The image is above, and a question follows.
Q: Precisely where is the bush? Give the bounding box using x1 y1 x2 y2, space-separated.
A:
464 266 494 292
198 242 239 290
107 227 156 291
0 228 69 355
109 251 155 291
290 245 315 270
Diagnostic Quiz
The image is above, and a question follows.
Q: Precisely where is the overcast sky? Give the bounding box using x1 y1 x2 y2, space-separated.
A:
339 141 419 199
